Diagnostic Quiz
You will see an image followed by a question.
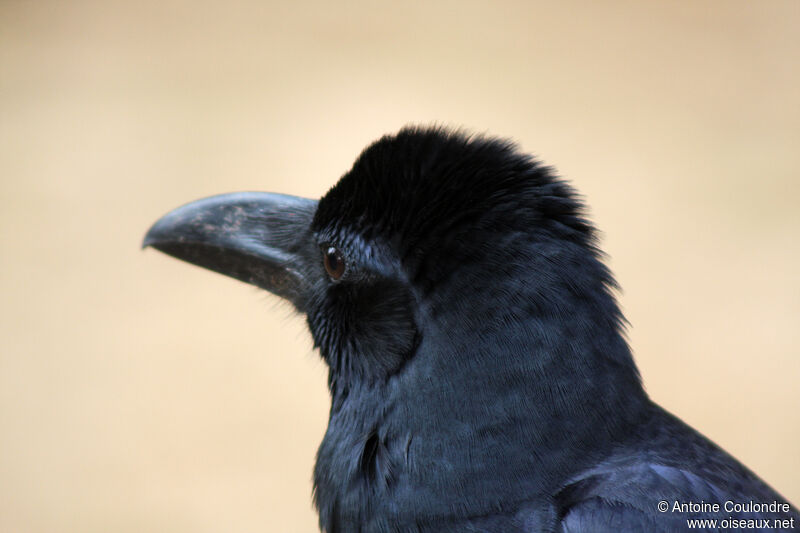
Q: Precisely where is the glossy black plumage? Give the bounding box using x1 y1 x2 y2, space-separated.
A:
144 127 797 532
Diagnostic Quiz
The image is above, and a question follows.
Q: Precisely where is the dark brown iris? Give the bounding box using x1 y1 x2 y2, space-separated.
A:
323 246 345 280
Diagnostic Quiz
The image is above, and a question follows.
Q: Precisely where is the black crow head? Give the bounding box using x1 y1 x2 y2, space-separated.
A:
144 127 647 527
144 127 637 389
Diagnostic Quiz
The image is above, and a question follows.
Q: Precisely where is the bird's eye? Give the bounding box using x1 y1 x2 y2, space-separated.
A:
323 246 345 280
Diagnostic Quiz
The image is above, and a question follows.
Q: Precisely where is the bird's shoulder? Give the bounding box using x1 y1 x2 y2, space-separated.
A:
554 460 726 532
552 406 795 532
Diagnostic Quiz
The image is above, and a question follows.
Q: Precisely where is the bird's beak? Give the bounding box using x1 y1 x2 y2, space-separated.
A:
143 192 319 311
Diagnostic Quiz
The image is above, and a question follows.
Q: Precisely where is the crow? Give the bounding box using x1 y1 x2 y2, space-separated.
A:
144 127 797 532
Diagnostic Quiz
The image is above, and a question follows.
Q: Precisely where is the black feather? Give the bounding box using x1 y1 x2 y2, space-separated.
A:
145 126 798 532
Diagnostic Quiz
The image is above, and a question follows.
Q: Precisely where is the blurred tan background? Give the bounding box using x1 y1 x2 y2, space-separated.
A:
1 1 798 532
